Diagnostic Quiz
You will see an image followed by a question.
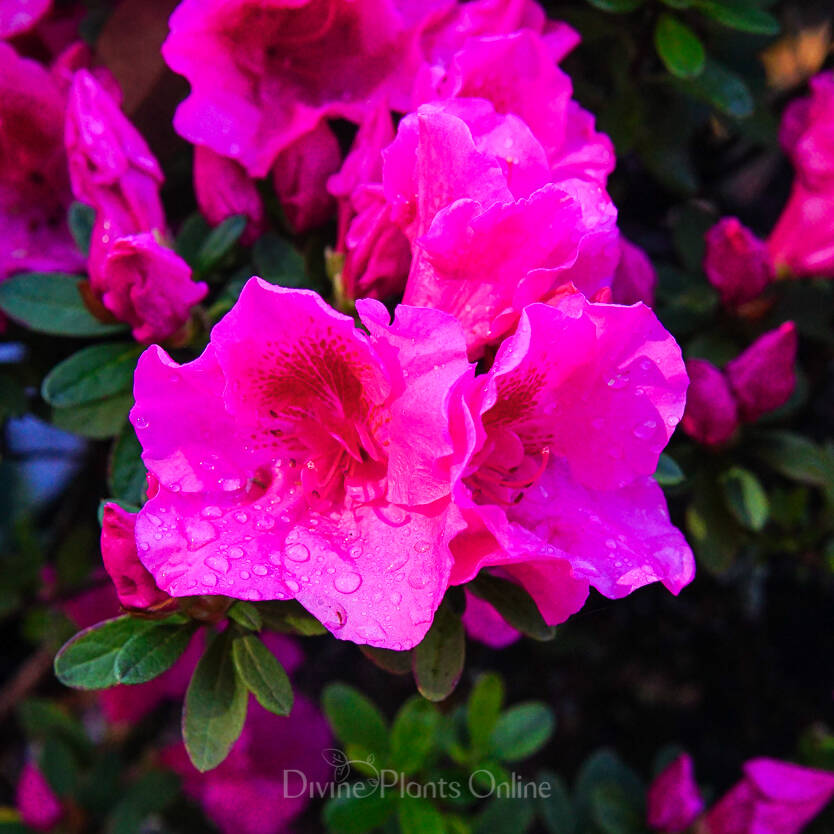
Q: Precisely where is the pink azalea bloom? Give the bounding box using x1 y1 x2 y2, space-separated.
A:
612 237 657 307
449 296 694 625
101 500 172 610
162 0 451 178
767 182 834 278
681 359 739 447
94 233 207 344
65 69 165 235
0 43 83 278
726 322 797 423
16 761 63 832
704 759 834 834
0 0 51 40
704 218 772 308
130 277 470 649
272 120 342 233
647 753 705 833
389 100 619 356
194 146 266 245
163 694 331 834
462 589 520 648
328 103 411 301
779 71 834 192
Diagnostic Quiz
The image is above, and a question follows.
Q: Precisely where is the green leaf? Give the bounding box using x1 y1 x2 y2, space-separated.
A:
257 600 327 635
175 212 212 264
397 796 445 834
574 750 644 824
39 736 78 797
115 622 197 684
686 471 742 574
324 794 397 834
231 632 293 716
468 573 555 641
654 14 706 78
360 645 413 675
467 673 505 753
0 373 27 420
17 699 91 756
54 616 154 690
183 630 248 771
194 214 247 275
0 273 125 337
42 343 141 407
671 202 717 272
537 770 575 834
227 600 263 631
322 683 390 758
654 453 685 486
474 796 535 834
488 703 554 762
390 696 440 775
695 0 780 34
720 467 770 531
52 391 133 439
68 202 96 256
253 233 307 287
108 424 147 506
750 431 834 498
585 0 645 11
682 58 754 118
413 604 465 702
591 784 644 834
106 770 180 834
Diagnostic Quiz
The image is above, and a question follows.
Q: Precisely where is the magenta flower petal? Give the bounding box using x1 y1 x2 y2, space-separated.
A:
461 589 520 648
768 182 834 278
681 359 739 447
726 322 797 423
0 0 51 39
16 762 62 832
612 236 657 307
647 753 704 833
101 501 171 610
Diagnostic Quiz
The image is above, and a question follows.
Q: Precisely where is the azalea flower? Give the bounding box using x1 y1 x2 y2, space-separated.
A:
15 761 63 833
0 0 51 40
681 358 740 447
130 277 471 649
647 753 704 833
704 218 773 308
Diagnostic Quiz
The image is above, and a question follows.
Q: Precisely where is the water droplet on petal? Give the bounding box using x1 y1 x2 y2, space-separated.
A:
252 565 268 576
286 543 310 562
334 572 362 594
633 419 657 440
228 546 245 559
201 506 223 519
240 570 251 579
285 579 300 594
201 573 218 587
205 555 230 574
414 541 430 554
234 511 248 523
407 570 429 589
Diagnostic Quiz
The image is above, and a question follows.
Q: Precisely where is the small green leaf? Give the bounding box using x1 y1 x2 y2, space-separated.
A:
183 630 248 771
695 0 780 34
253 233 307 287
360 645 413 675
68 202 96 256
398 796 445 834
194 214 247 275
106 770 180 834
473 796 535 834
227 601 263 631
54 616 154 690
39 736 78 797
591 783 644 834
257 600 327 635
721 466 770 531
489 703 554 762
750 431 834 498
115 622 197 684
413 604 465 703
586 0 645 11
682 58 754 118
467 673 505 753
468 574 555 641
322 683 390 758
654 453 685 486
175 212 212 264
654 14 706 78
324 794 397 834
108 424 147 506
42 343 141 407
390 696 440 775
0 273 125 337
538 770 576 834
52 391 133 439
231 633 293 716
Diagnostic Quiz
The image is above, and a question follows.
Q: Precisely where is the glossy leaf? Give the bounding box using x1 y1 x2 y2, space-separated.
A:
322 683 389 758
114 622 197 684
42 343 141 407
695 0 780 34
390 696 440 775
654 14 706 78
467 673 505 753
721 466 770 531
413 604 465 702
231 632 293 716
468 574 555 641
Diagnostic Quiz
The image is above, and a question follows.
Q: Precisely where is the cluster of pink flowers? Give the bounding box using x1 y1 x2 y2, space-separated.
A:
648 753 834 834
83 0 696 651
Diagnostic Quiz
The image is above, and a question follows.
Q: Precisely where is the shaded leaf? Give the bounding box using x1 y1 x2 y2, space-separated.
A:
390 696 440 775
322 683 389 758
398 796 445 834
468 574 555 641
115 622 197 684
231 632 293 716
42 343 141 407
721 467 770 531
489 703 554 762
655 14 705 78
413 604 465 702
467 673 505 753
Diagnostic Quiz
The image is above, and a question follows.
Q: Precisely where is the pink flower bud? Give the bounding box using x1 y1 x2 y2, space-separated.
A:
194 146 265 245
647 753 704 833
101 502 171 610
681 359 739 446
16 762 62 832
704 218 772 307
726 322 797 422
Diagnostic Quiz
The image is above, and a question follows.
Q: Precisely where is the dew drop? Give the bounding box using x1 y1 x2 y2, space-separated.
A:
234 511 249 523
205 555 230 574
201 506 223 519
201 573 218 587
333 572 362 594
414 541 430 554
252 565 268 576
228 546 245 559
407 570 429 589
285 579 300 593
286 543 311 562
240 570 251 579
633 419 657 440
135 415 148 429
